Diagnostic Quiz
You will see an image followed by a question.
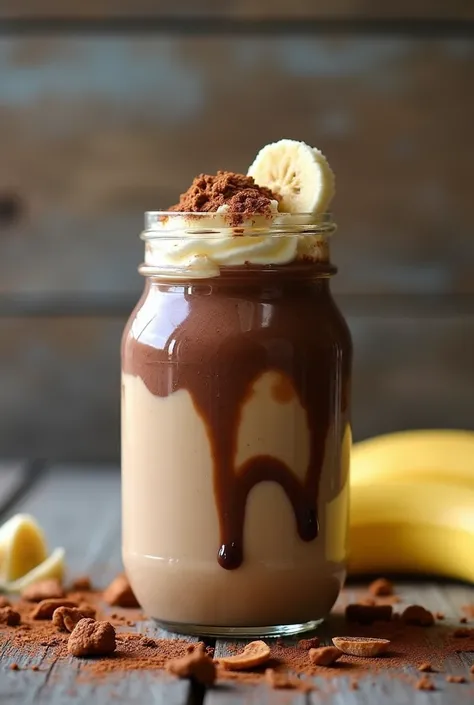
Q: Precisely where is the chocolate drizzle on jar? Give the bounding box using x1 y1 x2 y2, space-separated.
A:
122 264 351 570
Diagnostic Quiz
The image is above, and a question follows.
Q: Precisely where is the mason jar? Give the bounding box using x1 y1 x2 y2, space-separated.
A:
121 211 352 637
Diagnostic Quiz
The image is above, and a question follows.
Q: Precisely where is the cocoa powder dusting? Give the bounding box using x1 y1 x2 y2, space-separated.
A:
2 582 474 691
169 171 278 226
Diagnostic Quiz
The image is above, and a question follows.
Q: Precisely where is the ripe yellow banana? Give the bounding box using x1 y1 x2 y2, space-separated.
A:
351 429 474 488
348 480 474 583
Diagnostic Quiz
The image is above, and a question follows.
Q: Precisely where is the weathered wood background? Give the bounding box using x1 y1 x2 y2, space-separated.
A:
0 2 473 460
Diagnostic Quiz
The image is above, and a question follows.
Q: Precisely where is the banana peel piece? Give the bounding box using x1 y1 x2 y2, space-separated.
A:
0 514 48 584
5 547 65 593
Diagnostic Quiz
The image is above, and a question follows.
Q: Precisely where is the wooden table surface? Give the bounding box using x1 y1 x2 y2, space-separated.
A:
1 461 473 704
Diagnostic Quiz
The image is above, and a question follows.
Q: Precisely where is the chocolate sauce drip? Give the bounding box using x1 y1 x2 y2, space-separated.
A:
122 267 351 570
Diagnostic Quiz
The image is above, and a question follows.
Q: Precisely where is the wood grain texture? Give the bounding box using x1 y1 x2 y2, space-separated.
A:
0 313 473 460
1 1 472 21
0 465 195 705
0 36 473 298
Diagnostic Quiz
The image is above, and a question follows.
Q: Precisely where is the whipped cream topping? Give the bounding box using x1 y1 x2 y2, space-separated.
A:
141 207 332 279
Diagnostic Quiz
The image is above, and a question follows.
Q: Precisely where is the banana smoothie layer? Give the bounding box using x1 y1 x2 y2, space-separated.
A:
121 140 352 629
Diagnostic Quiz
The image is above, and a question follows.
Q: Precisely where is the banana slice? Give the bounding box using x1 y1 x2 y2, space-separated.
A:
0 514 48 584
6 547 65 593
247 139 335 215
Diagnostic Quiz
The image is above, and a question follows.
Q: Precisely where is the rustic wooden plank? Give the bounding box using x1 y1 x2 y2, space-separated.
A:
0 1 472 21
0 465 195 705
211 581 474 703
1 312 473 459
0 36 473 298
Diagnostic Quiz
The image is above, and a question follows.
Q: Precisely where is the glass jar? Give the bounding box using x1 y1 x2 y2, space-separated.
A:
121 212 352 637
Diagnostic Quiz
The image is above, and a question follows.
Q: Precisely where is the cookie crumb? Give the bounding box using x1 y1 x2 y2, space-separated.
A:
418 662 433 672
9 663 19 671
32 599 77 620
167 647 216 686
31 665 39 671
401 605 434 627
22 579 64 602
332 636 390 657
103 574 139 608
71 576 92 592
446 675 466 683
309 646 342 666
265 668 299 689
368 578 393 597
345 604 392 624
460 617 468 624
435 612 445 620
416 676 436 690
68 618 116 657
53 606 95 632
0 607 21 626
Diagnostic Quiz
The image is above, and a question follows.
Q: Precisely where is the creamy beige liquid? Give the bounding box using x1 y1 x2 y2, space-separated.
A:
122 371 350 628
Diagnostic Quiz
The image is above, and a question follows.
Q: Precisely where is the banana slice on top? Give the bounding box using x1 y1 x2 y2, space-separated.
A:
247 139 335 215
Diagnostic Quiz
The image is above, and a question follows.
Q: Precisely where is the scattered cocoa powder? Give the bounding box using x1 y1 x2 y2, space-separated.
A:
369 578 393 597
168 171 278 226
0 607 21 626
345 604 393 624
22 579 64 602
297 637 320 650
103 574 139 608
416 675 436 690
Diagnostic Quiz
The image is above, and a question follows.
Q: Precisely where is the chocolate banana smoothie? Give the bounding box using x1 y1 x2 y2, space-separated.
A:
122 141 352 636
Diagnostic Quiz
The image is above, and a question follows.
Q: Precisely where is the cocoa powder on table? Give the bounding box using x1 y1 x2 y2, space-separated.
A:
2 581 474 691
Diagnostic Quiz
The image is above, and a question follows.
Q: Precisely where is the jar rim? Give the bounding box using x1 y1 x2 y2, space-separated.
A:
143 210 336 239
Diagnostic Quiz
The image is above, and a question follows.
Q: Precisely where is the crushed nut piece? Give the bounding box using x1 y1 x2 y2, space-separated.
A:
21 579 64 602
309 646 342 666
416 676 435 690
369 578 393 597
53 606 96 632
0 607 21 626
32 599 77 620
446 675 466 683
297 637 320 650
9 663 19 671
401 605 434 627
219 641 271 671
68 618 116 657
345 604 392 624
460 617 468 624
167 647 216 686
332 636 390 657
435 612 445 620
103 574 139 608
